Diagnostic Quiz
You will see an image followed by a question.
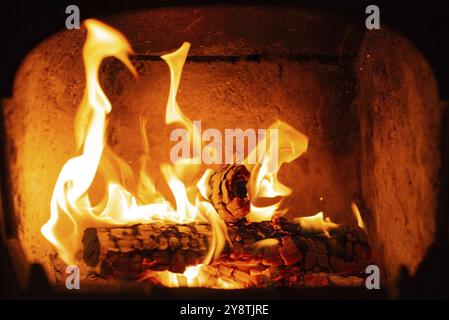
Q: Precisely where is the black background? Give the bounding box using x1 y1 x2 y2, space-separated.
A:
1 0 449 98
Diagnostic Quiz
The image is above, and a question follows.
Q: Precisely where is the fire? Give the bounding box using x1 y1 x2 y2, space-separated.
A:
140 264 242 289
40 20 223 267
41 19 366 288
245 120 308 222
294 212 340 238
351 202 366 229
41 19 138 263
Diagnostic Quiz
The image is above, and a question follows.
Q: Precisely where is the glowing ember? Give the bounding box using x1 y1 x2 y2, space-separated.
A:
140 264 242 289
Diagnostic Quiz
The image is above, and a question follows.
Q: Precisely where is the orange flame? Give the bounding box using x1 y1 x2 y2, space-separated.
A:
141 264 242 289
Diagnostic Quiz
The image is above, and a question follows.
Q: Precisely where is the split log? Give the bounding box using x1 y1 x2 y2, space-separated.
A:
82 218 371 282
82 222 212 279
206 164 250 222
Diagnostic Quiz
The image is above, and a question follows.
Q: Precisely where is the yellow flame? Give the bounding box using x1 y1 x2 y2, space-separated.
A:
137 117 165 204
294 212 340 237
246 120 308 222
41 21 227 273
351 202 365 229
41 19 137 263
252 238 279 253
162 42 202 164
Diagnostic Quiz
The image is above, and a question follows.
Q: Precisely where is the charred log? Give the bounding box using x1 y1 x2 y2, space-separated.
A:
207 164 251 222
82 218 371 282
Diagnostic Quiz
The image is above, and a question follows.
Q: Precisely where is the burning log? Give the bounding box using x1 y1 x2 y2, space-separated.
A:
81 217 371 284
206 164 251 222
82 222 212 278
81 164 370 286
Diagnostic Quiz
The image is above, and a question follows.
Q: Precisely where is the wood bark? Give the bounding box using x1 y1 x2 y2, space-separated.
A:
82 218 371 282
206 164 251 222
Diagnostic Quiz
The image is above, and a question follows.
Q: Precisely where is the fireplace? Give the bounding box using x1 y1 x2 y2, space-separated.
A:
0 3 448 299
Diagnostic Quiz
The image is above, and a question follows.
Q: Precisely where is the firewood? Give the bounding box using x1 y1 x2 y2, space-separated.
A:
82 222 212 279
82 217 371 284
206 164 251 222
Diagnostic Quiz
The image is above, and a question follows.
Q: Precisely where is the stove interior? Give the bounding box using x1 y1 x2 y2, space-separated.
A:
0 5 445 298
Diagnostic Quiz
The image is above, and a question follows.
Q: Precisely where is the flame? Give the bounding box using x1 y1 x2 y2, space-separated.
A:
41 20 226 274
351 202 366 229
162 42 203 164
141 264 242 289
41 19 364 289
246 120 308 222
294 212 340 237
41 19 138 263
252 238 280 253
